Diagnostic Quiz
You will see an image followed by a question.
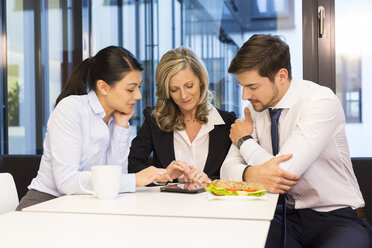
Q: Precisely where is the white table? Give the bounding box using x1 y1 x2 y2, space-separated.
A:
0 211 271 248
24 186 279 221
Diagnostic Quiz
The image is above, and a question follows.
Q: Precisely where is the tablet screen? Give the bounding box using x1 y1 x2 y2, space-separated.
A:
160 183 207 194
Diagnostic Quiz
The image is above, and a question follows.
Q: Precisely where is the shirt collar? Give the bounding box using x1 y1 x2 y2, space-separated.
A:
88 90 106 119
175 105 225 145
206 105 225 127
272 79 297 109
195 105 225 142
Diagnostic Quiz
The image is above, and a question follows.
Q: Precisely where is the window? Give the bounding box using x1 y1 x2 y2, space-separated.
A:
181 0 240 114
90 0 158 133
1 0 370 158
3 0 80 154
335 0 372 157
0 0 301 153
336 54 362 123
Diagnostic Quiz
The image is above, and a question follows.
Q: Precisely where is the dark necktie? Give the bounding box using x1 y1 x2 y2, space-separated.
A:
269 108 286 247
269 108 282 156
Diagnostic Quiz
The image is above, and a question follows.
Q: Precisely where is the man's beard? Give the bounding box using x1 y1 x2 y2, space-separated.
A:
250 86 280 112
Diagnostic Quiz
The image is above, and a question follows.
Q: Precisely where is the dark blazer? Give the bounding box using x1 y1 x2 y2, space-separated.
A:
128 107 237 180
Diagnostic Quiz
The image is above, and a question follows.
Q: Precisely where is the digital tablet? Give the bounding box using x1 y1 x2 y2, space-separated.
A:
160 183 207 194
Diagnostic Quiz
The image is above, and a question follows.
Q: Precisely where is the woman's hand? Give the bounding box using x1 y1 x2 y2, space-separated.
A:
165 161 187 180
154 161 189 182
113 108 135 128
135 166 172 187
183 167 210 184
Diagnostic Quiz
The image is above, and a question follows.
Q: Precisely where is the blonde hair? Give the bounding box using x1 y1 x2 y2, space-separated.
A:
153 47 212 132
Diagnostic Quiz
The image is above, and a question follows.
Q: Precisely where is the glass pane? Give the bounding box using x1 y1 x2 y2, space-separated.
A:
158 0 174 57
335 0 372 157
178 0 302 118
47 0 64 114
122 0 145 132
6 0 75 154
91 0 153 137
181 1 240 114
122 0 136 53
91 0 119 54
7 0 36 154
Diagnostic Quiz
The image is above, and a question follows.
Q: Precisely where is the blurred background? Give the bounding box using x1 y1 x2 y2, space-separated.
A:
0 0 371 158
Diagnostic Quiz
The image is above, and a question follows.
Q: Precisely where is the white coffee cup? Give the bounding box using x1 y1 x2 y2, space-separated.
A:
79 165 122 200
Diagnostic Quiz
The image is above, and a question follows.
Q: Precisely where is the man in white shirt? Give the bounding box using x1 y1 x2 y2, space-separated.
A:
221 34 371 248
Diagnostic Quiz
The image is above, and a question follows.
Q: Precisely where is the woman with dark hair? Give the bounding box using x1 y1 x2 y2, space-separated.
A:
17 46 170 210
128 47 236 183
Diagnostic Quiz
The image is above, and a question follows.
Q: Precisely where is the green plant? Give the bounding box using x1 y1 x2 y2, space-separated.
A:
8 81 20 126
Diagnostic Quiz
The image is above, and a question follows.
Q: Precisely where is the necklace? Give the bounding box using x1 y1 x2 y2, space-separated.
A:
185 119 196 123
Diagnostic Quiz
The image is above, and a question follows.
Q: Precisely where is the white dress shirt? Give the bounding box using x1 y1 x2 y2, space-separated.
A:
29 91 136 197
221 79 364 212
174 106 225 171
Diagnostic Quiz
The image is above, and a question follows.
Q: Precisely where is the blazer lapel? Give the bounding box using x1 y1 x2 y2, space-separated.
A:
203 124 230 177
153 130 175 168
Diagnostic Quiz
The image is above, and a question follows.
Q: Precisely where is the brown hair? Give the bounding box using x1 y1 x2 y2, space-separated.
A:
228 34 292 82
153 47 212 132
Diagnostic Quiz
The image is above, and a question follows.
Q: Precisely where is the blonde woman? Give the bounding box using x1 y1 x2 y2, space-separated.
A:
128 47 236 183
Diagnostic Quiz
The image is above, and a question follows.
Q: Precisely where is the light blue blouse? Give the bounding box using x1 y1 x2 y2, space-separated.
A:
29 91 136 197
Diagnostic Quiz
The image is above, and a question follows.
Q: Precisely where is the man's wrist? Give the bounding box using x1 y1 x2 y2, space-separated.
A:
242 165 252 182
237 135 253 149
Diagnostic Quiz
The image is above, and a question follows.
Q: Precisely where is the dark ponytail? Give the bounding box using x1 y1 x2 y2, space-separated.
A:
55 46 143 106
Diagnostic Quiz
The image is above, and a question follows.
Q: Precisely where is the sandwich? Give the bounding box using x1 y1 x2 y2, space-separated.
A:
205 180 266 197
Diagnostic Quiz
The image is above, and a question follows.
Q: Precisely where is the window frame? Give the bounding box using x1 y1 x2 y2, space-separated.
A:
0 0 8 154
303 0 335 91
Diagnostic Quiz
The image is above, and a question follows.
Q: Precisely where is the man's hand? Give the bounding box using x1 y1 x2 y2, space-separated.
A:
230 107 253 145
243 154 300 194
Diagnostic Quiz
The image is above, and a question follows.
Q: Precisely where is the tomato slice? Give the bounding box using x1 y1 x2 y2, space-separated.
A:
244 189 256 192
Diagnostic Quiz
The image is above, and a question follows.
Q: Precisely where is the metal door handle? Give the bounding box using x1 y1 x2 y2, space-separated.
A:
318 6 325 38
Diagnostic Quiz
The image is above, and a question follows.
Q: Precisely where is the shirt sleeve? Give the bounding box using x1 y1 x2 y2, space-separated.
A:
48 99 88 195
107 124 136 193
240 96 343 176
107 124 131 171
220 144 249 181
120 174 136 193
48 100 136 195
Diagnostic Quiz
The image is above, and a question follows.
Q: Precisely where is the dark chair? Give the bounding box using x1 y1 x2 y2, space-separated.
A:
352 158 372 223
0 155 41 200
